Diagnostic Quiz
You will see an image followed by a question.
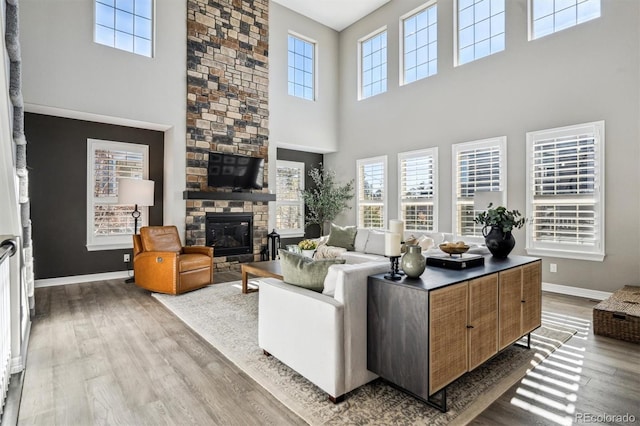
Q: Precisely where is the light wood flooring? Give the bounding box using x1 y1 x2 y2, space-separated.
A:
17 273 640 425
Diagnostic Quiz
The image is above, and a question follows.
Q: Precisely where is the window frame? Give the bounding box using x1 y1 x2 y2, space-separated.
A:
454 0 506 67
525 121 605 261
451 136 507 242
357 156 388 229
398 148 439 232
86 139 149 251
358 26 388 100
275 160 305 237
528 0 601 41
287 32 317 101
94 0 155 57
400 1 438 86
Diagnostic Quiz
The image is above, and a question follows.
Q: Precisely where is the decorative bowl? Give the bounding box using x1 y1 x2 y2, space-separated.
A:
439 243 470 256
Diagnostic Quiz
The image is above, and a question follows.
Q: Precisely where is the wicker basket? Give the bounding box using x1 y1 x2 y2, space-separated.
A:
593 286 640 343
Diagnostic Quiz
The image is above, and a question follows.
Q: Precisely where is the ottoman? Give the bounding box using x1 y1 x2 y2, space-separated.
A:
593 285 640 343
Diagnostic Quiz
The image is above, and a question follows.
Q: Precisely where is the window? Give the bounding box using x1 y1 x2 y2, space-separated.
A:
452 137 506 238
359 28 387 99
287 34 315 101
94 0 153 57
399 148 438 231
87 139 149 251
357 156 387 229
401 2 438 85
456 0 505 66
529 0 600 40
276 160 305 236
526 121 605 261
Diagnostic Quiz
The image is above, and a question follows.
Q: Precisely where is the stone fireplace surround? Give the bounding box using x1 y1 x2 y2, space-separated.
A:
184 0 270 272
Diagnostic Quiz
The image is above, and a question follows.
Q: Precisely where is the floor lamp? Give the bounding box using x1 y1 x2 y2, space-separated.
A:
118 178 155 283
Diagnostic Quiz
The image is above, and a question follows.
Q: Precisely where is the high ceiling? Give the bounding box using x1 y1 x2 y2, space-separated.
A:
272 0 391 32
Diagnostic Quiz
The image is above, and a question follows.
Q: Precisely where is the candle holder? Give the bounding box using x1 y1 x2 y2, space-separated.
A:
384 255 402 280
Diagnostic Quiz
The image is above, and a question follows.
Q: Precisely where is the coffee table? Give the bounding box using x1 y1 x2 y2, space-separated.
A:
240 260 282 294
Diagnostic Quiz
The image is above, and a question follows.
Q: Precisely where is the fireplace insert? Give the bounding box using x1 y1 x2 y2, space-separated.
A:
205 212 253 257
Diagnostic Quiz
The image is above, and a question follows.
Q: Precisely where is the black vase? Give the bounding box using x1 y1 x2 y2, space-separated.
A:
483 226 515 258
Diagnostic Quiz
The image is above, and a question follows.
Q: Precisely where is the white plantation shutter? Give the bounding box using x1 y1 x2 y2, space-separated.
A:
453 137 506 238
399 148 438 231
357 156 387 229
87 139 149 250
526 122 605 261
276 161 304 236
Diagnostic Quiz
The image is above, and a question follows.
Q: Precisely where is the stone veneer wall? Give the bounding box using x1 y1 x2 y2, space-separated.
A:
185 0 269 271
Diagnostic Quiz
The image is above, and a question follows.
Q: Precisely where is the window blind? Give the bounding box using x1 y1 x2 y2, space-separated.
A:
454 142 504 237
358 158 386 229
400 150 436 231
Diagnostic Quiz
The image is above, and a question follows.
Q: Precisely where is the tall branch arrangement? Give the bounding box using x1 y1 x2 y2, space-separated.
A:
301 164 354 231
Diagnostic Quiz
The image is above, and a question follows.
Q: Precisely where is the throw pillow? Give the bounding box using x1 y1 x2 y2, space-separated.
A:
278 249 346 292
354 228 370 252
326 223 357 251
363 230 386 255
314 244 347 260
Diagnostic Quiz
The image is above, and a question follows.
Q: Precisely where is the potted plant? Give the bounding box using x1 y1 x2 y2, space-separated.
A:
298 239 318 258
474 203 526 258
300 164 354 235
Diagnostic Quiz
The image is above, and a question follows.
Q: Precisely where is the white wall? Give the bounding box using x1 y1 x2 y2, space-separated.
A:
268 1 340 231
326 0 640 293
268 1 340 154
18 0 187 232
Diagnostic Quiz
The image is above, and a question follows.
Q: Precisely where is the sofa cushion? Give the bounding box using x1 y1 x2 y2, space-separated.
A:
354 228 369 252
363 230 385 255
278 249 346 292
326 224 357 251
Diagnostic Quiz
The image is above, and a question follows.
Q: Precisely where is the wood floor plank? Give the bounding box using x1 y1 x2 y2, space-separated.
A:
18 278 639 425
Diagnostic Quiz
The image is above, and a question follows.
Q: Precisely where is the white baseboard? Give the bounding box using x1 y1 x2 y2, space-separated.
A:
35 270 130 288
542 282 612 301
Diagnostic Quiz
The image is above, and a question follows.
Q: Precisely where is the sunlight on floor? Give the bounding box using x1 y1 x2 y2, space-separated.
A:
510 311 592 425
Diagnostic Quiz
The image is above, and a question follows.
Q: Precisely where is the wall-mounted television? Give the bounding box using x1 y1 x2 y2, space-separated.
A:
207 152 264 191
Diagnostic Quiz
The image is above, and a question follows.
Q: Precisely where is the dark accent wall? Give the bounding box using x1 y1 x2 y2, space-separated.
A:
25 113 164 279
277 147 323 245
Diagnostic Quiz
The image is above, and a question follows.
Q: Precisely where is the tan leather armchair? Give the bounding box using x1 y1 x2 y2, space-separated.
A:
132 226 214 295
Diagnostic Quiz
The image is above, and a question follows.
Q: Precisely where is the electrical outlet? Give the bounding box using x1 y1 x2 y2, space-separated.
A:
550 263 557 273
124 254 131 263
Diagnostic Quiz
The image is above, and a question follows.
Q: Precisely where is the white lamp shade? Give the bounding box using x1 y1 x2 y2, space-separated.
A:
118 178 155 206
473 190 504 211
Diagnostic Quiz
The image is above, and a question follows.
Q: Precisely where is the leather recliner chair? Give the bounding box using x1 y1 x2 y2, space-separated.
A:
132 225 214 295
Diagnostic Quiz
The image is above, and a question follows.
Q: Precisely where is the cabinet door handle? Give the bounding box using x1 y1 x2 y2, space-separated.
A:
521 300 526 303
466 325 474 329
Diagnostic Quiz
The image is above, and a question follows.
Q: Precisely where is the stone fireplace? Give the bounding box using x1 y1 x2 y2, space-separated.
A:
206 212 253 257
184 0 270 272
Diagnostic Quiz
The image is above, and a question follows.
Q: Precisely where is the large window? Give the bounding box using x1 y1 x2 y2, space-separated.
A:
287 34 315 101
526 121 605 261
401 1 438 85
359 28 387 99
399 148 438 231
87 139 149 251
456 0 505 66
357 156 387 229
275 160 305 236
94 0 153 57
452 137 506 238
529 0 600 40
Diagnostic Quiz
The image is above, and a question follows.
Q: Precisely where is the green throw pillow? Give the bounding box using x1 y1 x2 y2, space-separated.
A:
326 223 357 251
278 249 346 293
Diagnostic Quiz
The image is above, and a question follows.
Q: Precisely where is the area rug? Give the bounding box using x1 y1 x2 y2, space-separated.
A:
153 282 576 425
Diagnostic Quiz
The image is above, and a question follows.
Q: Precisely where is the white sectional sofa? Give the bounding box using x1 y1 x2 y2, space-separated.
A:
257 261 390 402
315 228 487 264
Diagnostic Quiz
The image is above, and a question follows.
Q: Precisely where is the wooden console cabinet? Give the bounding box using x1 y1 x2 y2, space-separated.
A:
367 255 542 411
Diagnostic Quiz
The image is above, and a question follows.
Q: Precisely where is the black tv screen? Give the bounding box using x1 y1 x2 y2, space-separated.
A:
207 152 264 190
